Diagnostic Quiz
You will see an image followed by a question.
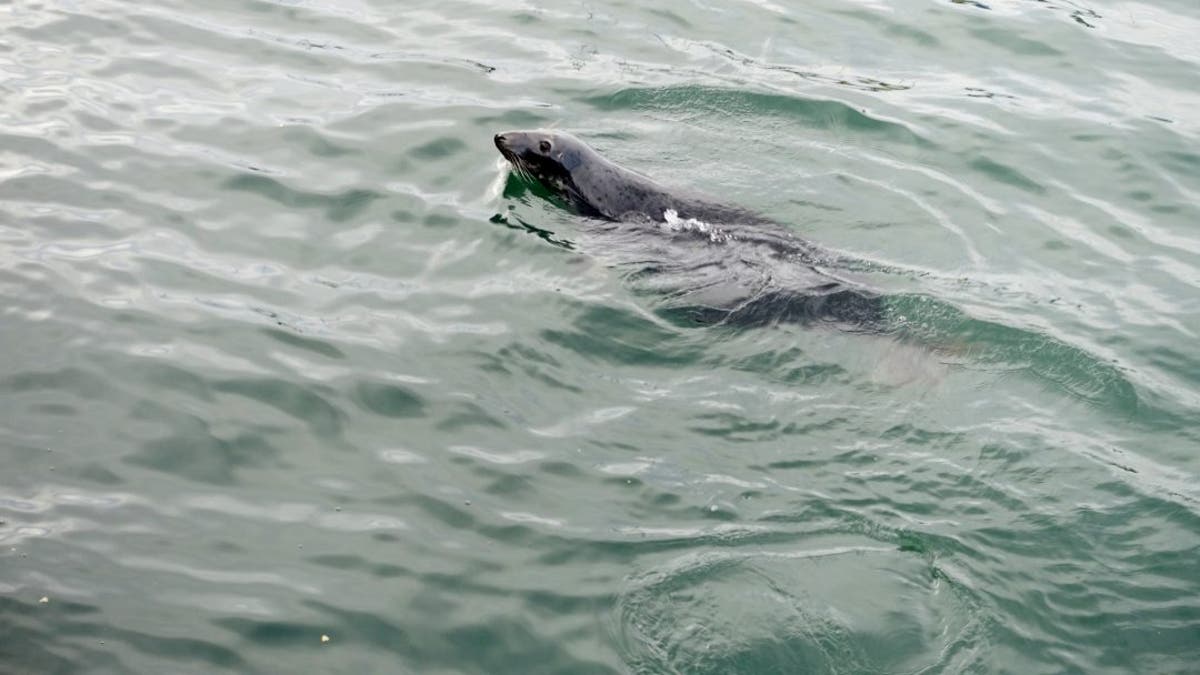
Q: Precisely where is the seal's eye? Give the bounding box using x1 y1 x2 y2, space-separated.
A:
539 140 552 154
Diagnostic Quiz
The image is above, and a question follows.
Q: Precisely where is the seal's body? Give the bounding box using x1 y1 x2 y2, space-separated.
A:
494 130 885 330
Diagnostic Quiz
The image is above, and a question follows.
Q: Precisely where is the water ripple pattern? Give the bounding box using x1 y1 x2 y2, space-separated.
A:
1 0 1198 673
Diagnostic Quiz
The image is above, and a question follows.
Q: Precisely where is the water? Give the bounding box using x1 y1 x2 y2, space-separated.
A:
2 0 1198 672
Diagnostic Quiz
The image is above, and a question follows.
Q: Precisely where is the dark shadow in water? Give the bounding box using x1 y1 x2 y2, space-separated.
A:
490 212 575 251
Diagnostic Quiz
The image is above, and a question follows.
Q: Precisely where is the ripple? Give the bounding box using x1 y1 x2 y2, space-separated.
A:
615 542 981 674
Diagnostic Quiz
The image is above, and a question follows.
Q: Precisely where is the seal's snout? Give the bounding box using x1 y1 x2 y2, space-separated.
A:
494 133 509 151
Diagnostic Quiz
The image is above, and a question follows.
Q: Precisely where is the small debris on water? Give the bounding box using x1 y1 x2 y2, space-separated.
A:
321 634 331 643
39 596 49 604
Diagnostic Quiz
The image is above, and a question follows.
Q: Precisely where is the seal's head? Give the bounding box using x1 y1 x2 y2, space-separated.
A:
494 130 603 216
495 129 717 223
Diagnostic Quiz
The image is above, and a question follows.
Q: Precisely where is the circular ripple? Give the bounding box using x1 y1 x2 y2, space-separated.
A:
614 541 979 674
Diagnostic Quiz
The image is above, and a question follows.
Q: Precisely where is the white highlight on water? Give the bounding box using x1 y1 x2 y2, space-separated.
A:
483 156 510 203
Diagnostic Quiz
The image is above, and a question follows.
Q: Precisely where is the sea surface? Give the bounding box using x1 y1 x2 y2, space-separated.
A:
2 0 1199 673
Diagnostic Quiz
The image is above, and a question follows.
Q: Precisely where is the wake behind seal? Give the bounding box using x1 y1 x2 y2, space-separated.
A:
493 129 887 330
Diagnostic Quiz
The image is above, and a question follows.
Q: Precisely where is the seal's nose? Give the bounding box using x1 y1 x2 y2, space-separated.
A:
493 133 508 150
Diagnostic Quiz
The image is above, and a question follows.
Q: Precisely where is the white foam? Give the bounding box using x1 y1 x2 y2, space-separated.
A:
662 209 730 243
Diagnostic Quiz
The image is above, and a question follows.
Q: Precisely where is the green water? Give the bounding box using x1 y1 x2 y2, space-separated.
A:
2 0 1199 672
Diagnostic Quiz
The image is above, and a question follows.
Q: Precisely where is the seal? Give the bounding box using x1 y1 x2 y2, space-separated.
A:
494 130 885 329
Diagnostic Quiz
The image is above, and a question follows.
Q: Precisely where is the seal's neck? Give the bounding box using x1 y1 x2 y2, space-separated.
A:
571 157 675 221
